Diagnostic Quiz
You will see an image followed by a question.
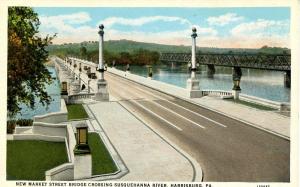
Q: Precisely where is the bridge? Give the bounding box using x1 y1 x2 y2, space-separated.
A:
159 53 291 71
51 25 290 181
53 55 290 182
159 52 291 87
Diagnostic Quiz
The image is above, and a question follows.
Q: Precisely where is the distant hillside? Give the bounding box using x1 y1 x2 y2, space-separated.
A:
47 39 290 55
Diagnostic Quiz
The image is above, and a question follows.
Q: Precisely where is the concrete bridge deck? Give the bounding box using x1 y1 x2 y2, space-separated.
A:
55 57 290 182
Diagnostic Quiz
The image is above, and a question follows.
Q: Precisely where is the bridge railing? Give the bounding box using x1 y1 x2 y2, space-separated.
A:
68 93 95 104
201 90 233 98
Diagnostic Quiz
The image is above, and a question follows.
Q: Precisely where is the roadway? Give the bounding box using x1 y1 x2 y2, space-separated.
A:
104 72 290 182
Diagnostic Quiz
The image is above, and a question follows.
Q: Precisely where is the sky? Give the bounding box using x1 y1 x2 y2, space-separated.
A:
34 7 290 48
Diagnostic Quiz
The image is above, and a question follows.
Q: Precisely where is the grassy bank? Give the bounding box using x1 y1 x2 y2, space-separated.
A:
89 133 118 175
67 104 89 120
7 140 68 180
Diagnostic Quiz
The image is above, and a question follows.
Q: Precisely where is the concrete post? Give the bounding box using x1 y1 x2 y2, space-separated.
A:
69 79 80 95
126 64 130 73
232 67 242 100
78 72 81 89
93 24 109 101
74 154 92 180
186 27 201 98
87 79 91 93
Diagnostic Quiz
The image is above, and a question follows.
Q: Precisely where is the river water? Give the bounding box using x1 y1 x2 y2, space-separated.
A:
15 67 61 119
15 64 290 119
116 65 290 103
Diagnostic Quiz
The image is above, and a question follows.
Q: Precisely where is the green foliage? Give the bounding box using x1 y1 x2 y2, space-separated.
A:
258 45 290 55
48 40 290 66
88 133 118 175
7 119 33 134
8 7 56 117
7 140 68 180
67 104 89 120
80 44 87 59
49 40 161 66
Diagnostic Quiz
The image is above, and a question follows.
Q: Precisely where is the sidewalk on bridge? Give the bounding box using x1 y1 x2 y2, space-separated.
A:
86 100 202 181
190 96 290 139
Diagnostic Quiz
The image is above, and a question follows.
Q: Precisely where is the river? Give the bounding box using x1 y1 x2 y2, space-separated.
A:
116 65 290 103
15 67 61 119
15 64 290 119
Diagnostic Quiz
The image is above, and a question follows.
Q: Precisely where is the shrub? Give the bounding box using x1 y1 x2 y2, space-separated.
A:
7 119 33 134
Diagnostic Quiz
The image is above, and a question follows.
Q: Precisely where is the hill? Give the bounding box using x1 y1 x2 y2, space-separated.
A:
47 39 290 55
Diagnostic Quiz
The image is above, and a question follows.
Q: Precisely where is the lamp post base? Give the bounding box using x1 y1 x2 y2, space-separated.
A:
74 153 92 180
92 79 109 101
186 78 202 98
232 89 241 100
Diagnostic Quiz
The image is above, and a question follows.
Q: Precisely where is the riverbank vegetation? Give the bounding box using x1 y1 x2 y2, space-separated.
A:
8 7 55 117
48 40 290 66
7 119 33 134
51 42 160 66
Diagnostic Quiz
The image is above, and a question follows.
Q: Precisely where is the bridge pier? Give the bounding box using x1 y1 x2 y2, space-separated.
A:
207 64 215 78
186 27 202 98
284 71 291 88
93 24 109 101
148 66 153 79
232 67 242 100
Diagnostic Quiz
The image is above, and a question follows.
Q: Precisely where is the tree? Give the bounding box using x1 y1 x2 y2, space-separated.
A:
8 7 55 117
80 44 87 59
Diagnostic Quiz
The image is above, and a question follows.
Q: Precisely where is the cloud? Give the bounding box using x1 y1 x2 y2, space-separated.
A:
207 13 244 26
38 12 289 48
104 26 217 46
39 12 94 40
40 12 91 26
230 19 289 37
100 16 191 28
39 12 92 35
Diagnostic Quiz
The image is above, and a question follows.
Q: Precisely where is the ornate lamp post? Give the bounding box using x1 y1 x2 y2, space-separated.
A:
186 27 201 98
98 24 104 80
93 24 109 101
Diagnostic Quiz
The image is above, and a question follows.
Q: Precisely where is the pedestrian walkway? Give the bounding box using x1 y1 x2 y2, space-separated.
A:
87 101 201 181
190 96 290 139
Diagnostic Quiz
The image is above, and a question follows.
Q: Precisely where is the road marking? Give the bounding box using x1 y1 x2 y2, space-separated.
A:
108 82 182 131
143 86 227 128
129 100 183 131
109 74 227 128
149 100 205 129
114 80 205 129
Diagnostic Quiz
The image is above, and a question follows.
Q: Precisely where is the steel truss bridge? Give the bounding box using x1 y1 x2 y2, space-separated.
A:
159 53 291 71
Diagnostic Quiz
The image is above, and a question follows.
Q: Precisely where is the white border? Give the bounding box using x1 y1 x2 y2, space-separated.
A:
0 0 298 187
